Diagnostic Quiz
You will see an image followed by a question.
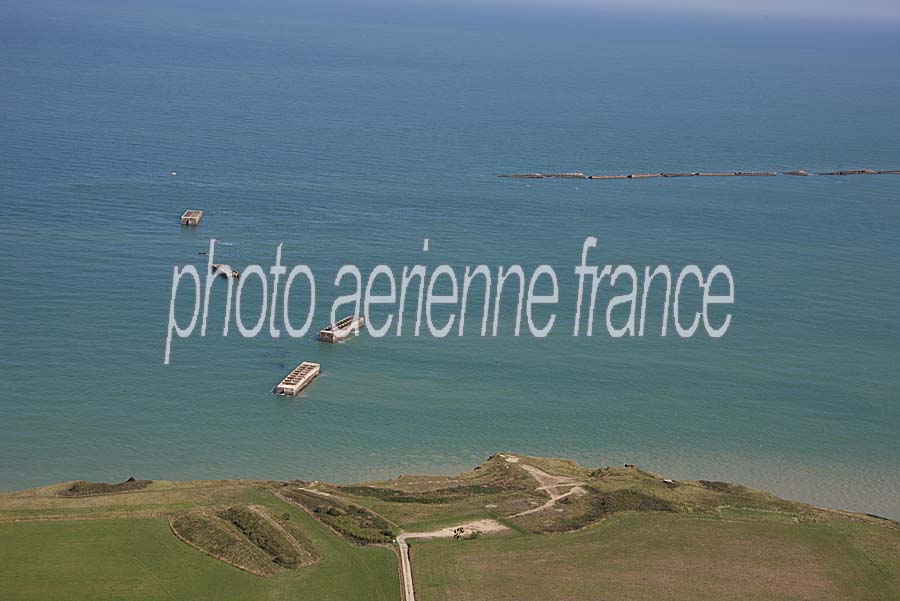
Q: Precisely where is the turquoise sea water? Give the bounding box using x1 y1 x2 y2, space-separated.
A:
2 3 899 518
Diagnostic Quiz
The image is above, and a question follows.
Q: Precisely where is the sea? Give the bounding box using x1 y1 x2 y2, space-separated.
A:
1 1 898 519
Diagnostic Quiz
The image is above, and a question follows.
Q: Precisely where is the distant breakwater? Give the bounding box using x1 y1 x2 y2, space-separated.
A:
498 169 900 180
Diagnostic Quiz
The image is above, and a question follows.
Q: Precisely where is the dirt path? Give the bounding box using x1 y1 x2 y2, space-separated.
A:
396 454 587 601
297 483 334 497
397 520 507 601
502 455 587 518
508 485 586 518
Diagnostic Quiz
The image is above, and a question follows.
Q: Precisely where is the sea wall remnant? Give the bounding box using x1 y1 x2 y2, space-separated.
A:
499 167 897 180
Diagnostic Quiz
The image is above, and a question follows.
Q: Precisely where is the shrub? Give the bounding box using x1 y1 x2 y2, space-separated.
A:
590 490 676 515
338 484 503 504
219 506 302 566
282 489 395 544
698 481 750 496
60 479 152 497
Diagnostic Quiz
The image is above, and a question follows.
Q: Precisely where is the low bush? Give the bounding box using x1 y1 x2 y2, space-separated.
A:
219 506 304 566
282 489 395 544
171 512 281 576
338 484 503 504
59 478 152 497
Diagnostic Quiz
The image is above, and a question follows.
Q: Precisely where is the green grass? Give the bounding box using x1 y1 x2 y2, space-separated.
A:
338 483 505 504
0 489 398 601
411 512 900 601
0 480 268 522
325 456 546 530
512 487 677 533
59 478 153 497
172 510 284 576
1 455 897 601
514 455 591 479
218 505 314 567
278 488 396 544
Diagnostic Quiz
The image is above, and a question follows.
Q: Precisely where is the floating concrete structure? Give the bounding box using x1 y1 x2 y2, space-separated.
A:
498 172 586 179
819 169 878 176
318 315 365 343
273 362 321 396
211 263 240 279
499 167 900 181
548 172 587 179
180 210 203 225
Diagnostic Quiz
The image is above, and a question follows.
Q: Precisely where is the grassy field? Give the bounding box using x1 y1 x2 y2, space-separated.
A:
320 454 548 529
0 483 398 601
1 454 897 600
411 513 900 601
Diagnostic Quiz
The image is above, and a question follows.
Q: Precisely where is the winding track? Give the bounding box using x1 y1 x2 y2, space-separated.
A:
396 519 507 601
396 454 586 601
300 456 587 601
507 460 587 518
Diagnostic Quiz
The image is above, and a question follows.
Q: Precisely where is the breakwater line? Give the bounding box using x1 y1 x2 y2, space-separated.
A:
498 169 900 180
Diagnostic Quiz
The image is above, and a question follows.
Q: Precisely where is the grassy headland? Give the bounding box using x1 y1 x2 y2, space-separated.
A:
0 454 897 600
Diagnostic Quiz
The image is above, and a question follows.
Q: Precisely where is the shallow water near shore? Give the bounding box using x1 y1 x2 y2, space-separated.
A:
1 3 899 519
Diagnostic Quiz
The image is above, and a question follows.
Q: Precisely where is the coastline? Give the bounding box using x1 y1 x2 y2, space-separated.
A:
3 453 897 601
4 451 897 521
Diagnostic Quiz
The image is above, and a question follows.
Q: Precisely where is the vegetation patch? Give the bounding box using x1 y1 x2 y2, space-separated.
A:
368 455 539 496
585 467 804 516
696 480 751 495
320 456 549 528
170 511 283 576
590 489 677 515
218 505 315 567
59 477 152 497
2 455 899 600
337 484 503 504
513 488 677 533
171 504 316 576
517 456 591 479
281 488 396 544
0 505 400 600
